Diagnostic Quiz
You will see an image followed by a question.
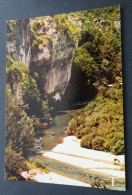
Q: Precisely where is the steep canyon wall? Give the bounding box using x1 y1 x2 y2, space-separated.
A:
7 15 83 101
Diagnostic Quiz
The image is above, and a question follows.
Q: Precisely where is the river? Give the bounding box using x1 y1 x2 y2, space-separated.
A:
28 110 125 191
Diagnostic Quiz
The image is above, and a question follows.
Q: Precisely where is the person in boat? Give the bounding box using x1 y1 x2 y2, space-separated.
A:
34 137 41 150
39 137 42 142
50 130 56 136
63 126 67 130
35 144 41 150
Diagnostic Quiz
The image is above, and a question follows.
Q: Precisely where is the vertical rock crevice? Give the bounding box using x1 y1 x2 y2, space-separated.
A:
7 19 31 67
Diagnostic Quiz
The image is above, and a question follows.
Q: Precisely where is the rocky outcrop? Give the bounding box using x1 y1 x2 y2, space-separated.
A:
6 19 31 99
30 16 83 101
7 19 31 67
32 31 76 100
6 15 83 102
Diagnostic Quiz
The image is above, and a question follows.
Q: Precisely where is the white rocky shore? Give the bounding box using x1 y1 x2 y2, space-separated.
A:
43 136 125 179
22 136 125 186
21 169 90 187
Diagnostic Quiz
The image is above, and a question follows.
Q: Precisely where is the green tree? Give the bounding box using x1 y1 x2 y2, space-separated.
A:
6 84 35 156
68 84 124 155
74 6 122 89
5 148 28 180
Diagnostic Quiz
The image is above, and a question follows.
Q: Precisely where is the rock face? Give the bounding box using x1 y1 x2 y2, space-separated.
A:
7 19 31 67
30 16 83 100
6 15 83 102
6 19 31 99
33 31 75 100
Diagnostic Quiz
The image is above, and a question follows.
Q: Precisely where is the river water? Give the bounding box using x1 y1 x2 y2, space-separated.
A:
36 111 73 151
28 111 125 191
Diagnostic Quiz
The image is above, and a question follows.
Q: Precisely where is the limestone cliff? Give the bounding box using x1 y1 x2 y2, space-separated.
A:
6 15 83 102
30 15 83 101
7 19 31 67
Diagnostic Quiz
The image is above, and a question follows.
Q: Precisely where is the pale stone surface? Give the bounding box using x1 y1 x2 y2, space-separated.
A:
22 170 90 187
43 136 125 178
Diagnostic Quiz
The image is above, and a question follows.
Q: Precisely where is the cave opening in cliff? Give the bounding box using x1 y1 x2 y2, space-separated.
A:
54 62 97 111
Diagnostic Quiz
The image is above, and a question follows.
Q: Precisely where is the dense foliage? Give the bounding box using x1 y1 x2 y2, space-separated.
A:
5 148 29 180
7 56 51 117
66 6 124 155
67 83 124 155
74 6 122 89
6 58 50 179
6 84 36 155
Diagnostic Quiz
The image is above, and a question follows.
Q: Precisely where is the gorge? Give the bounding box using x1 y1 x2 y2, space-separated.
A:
5 6 125 191
6 15 91 109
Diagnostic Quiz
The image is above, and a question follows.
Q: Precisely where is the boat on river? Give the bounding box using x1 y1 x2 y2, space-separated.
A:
34 138 42 150
50 131 56 136
36 117 53 130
